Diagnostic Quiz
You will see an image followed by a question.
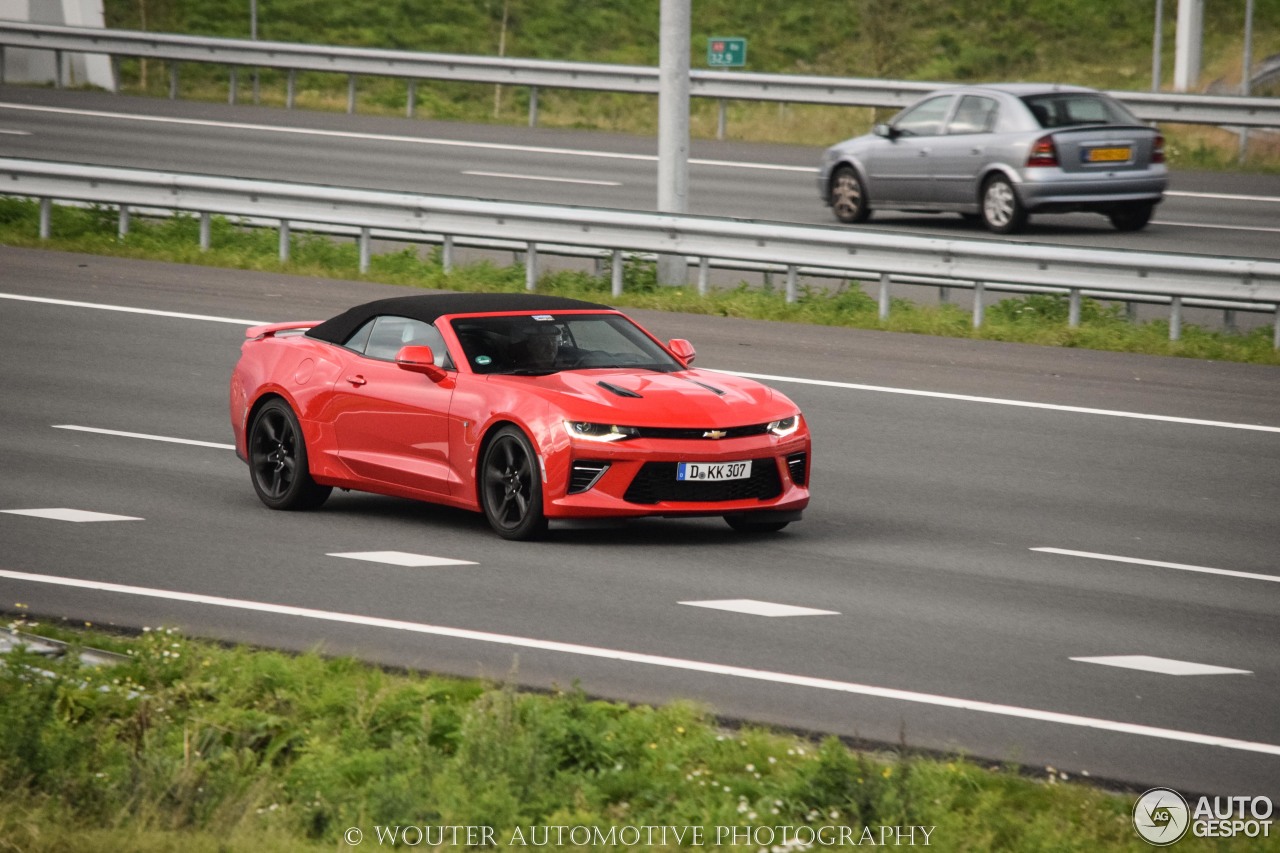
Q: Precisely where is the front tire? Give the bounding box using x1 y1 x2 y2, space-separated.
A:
829 165 871 224
480 426 547 541
980 175 1027 234
248 399 331 511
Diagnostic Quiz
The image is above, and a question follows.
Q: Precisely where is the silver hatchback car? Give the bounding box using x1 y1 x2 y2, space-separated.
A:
817 83 1167 233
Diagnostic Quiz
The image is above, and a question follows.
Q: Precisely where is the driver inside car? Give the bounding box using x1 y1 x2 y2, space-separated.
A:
516 325 563 370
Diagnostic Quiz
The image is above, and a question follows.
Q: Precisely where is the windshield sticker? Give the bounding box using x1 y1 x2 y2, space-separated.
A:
475 355 492 366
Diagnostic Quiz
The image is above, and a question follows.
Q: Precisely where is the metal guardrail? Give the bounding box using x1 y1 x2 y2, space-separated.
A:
2 22 1280 129
3 157 1277 346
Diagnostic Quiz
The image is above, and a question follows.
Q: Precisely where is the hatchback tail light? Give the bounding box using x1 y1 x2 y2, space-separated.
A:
1152 133 1165 164
1026 135 1058 168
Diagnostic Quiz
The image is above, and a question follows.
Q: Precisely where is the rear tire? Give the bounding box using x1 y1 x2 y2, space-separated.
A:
1108 202 1154 232
980 175 1027 234
829 165 871 224
248 399 331 511
480 426 548 541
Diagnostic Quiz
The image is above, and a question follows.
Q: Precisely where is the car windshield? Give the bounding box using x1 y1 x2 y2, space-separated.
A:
1022 93 1140 128
450 313 685 375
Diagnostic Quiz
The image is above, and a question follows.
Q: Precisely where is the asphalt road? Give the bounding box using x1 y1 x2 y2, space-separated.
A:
1 246 1277 800
2 85 1280 261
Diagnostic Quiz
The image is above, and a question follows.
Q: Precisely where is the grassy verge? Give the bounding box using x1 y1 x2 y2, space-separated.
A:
2 198 1277 366
2 617 1265 852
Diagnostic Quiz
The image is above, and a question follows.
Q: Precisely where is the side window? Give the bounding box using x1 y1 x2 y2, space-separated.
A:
892 96 953 137
947 96 998 134
348 316 452 367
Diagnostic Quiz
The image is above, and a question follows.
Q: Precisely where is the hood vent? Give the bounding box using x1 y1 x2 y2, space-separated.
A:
597 381 642 398
683 378 726 396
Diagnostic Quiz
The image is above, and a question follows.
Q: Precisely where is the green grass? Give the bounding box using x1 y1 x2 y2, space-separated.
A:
3 618 1273 852
2 198 1277 365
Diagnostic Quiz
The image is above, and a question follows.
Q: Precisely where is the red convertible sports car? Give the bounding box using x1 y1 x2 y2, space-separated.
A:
230 293 811 540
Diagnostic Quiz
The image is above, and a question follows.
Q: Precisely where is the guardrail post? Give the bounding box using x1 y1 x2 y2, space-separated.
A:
717 100 726 140
39 198 51 239
1223 309 1238 334
611 249 624 297
1068 288 1082 327
169 63 179 99
525 242 538 290
973 281 985 328
697 257 709 296
878 273 891 321
1274 306 1279 350
441 235 454 273
938 285 950 305
287 70 296 109
785 265 798 303
229 68 239 105
358 227 371 273
117 206 129 240
1169 296 1183 341
407 81 416 117
278 220 290 263
53 50 64 88
347 75 357 114
1127 302 1139 324
1 46 6 86
200 212 211 251
528 86 539 127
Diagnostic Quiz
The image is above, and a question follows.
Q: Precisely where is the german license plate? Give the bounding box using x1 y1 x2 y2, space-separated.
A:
677 460 752 481
1085 146 1131 163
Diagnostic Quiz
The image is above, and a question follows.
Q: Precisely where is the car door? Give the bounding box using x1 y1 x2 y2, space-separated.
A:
328 316 457 497
931 94 1000 207
862 94 954 205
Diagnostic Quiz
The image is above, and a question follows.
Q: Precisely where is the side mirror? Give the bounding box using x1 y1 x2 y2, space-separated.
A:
668 338 696 365
873 123 896 139
395 345 446 380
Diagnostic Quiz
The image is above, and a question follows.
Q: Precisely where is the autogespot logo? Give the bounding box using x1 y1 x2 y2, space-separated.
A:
1134 787 1191 846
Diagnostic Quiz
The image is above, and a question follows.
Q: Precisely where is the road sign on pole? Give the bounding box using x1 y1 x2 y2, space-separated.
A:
707 37 746 68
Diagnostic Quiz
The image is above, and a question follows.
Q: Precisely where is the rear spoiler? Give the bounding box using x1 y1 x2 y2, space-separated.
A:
244 321 320 340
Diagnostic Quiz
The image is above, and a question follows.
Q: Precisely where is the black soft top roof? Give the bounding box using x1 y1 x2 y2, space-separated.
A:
306 292 613 344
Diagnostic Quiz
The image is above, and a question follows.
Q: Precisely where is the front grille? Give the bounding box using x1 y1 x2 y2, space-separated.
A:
623 459 782 504
786 452 808 486
568 460 610 494
632 424 770 440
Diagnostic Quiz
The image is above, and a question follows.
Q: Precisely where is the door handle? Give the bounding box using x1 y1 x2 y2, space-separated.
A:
345 375 367 387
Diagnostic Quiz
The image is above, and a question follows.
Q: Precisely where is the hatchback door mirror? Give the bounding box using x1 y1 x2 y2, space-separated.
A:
668 338 696 365
395 345 445 380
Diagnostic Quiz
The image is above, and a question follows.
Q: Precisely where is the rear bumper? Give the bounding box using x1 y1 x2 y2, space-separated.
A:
1017 168 1166 212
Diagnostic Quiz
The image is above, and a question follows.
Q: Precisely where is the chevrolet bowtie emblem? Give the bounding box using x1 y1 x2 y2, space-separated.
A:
703 429 728 439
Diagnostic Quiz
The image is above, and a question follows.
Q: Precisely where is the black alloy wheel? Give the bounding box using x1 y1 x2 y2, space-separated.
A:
248 399 331 510
480 426 548 540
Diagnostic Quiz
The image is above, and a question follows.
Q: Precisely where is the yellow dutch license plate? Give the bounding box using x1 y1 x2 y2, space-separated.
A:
1086 146 1131 163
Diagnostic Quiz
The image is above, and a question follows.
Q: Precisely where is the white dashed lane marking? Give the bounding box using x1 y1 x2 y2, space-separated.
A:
1071 656 1253 677
1032 547 1280 584
1 508 143 523
328 551 478 568
679 599 839 617
55 425 235 450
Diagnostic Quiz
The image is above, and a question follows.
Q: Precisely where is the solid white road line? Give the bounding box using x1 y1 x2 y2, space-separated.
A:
462 170 621 186
719 370 1280 434
1 508 142 522
0 292 264 325
10 293 1279 434
679 599 839 617
1032 547 1280 584
328 551 477 567
54 425 235 451
1071 656 1252 676
1 568 1279 757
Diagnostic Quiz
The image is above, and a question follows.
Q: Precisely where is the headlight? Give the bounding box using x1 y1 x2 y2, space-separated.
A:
565 421 640 442
767 415 801 437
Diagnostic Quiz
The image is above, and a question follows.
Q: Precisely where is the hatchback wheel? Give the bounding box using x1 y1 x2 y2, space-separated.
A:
480 426 547 541
830 165 870 224
1108 202 1154 232
248 399 331 510
980 175 1027 234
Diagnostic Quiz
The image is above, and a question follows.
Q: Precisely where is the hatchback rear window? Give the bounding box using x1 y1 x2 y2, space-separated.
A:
1022 94 1139 128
